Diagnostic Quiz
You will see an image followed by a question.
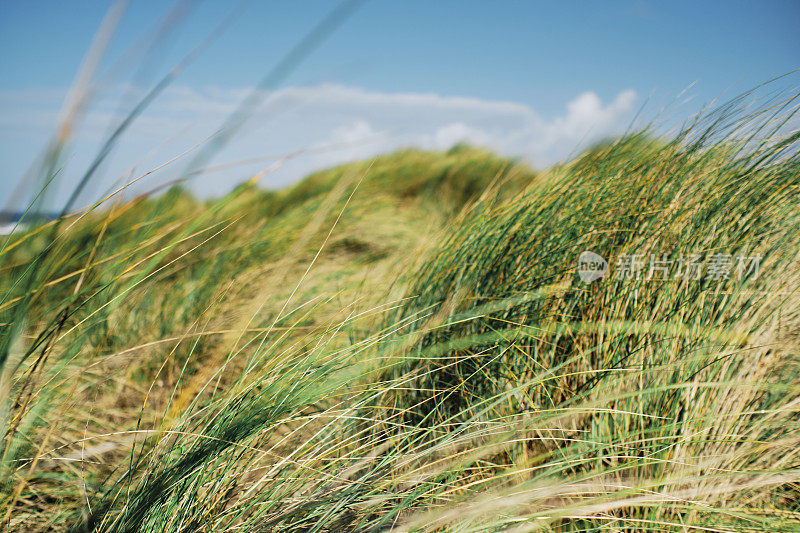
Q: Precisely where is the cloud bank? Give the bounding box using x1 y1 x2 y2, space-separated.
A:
0 83 637 206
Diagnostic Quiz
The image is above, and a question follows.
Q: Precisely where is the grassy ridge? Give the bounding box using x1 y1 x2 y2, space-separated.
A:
0 146 531 531
2 93 800 531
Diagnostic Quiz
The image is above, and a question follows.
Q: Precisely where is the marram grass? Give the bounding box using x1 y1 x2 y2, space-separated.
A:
2 89 800 532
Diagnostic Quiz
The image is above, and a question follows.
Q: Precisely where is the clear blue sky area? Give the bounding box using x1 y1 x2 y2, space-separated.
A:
3 1 797 112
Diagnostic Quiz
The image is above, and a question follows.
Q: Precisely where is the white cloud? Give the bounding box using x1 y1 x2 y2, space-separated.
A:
0 83 638 207
328 119 383 145
432 122 493 149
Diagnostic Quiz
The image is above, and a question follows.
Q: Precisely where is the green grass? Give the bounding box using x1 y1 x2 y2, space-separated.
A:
2 86 800 532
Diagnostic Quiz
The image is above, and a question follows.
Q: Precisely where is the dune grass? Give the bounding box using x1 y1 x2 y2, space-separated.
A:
1 86 800 532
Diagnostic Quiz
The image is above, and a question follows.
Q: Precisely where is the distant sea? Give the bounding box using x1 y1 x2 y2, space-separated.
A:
0 211 59 235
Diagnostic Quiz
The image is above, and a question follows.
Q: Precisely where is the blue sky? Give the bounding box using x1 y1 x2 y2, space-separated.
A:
1 0 798 210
